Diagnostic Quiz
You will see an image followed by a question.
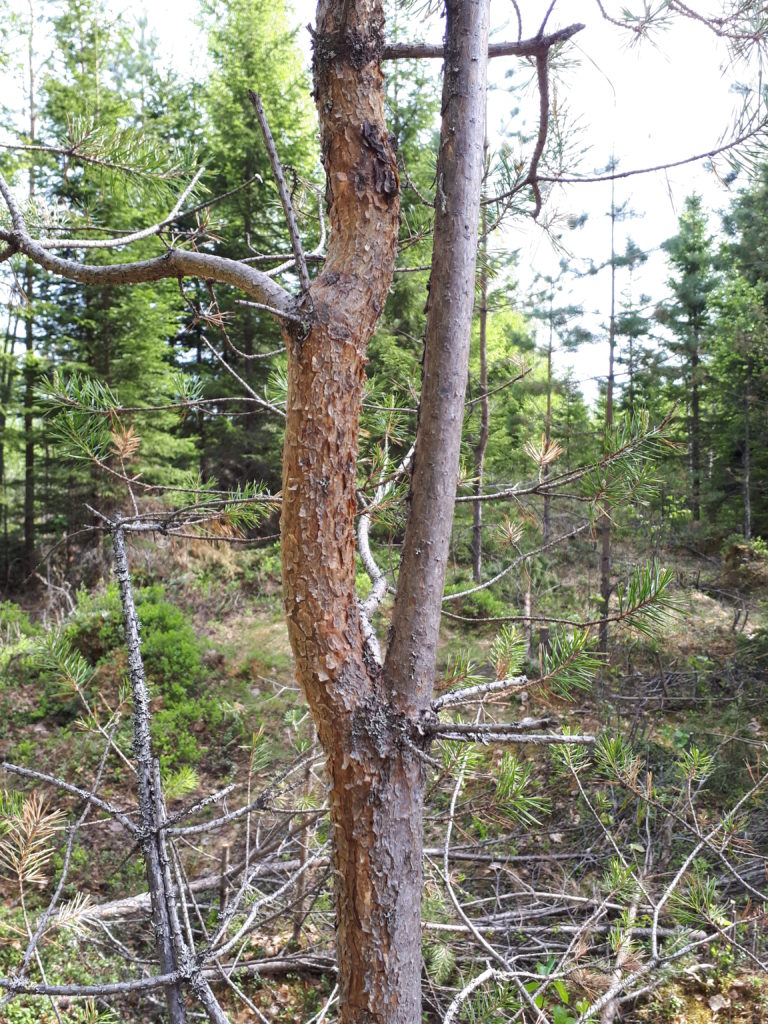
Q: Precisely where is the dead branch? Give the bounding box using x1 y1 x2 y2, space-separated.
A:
382 24 584 61
247 91 311 294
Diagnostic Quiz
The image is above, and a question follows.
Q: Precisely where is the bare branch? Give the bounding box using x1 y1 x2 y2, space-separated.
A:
247 91 311 294
1 761 137 834
464 368 528 408
0 169 296 317
484 121 768 204
439 749 513 972
432 727 596 745
432 673 528 711
527 52 549 218
33 166 207 249
442 521 590 603
111 521 187 1022
201 335 286 418
0 954 335 1000
208 849 327 960
444 966 509 1024
382 23 584 60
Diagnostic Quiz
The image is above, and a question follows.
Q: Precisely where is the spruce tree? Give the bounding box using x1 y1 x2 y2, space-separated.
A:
659 194 717 523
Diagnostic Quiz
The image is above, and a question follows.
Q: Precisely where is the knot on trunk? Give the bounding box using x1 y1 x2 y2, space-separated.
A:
312 24 385 74
351 694 398 761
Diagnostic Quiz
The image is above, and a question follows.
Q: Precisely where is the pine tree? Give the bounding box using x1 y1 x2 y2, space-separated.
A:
192 0 317 492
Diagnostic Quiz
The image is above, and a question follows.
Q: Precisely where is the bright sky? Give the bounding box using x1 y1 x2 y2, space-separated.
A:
140 0 754 402
14 0 760 403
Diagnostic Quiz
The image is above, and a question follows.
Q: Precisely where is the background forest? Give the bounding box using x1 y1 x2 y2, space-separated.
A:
1 2 767 1023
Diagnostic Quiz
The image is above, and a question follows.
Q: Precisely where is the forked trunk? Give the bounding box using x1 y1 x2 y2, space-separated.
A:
280 2 488 1021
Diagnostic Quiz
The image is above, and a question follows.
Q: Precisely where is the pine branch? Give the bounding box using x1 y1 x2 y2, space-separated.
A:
0 169 296 317
382 23 584 60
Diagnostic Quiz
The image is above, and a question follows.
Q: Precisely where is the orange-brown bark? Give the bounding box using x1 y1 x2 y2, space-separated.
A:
279 3 489 1021
280 3 417 1021
281 0 398 732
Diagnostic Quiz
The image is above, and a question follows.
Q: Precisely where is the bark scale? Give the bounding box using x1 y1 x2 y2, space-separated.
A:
280 3 415 1021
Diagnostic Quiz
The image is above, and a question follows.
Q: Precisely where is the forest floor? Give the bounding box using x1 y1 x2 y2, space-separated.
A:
1 531 767 1023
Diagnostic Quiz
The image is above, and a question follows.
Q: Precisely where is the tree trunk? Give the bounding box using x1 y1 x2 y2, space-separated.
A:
23 11 37 578
472 176 489 583
0 404 6 588
23 268 36 577
385 0 488 711
280 1 407 1019
112 523 188 1023
599 193 617 655
627 334 635 417
0 315 12 588
542 296 553 547
743 364 751 541
280 2 488 1021
524 567 533 656
690 337 700 522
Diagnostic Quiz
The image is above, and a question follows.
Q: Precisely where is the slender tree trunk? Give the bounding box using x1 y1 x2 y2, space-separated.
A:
112 523 188 1024
472 162 489 583
0 405 6 588
690 337 701 522
386 0 488 709
524 567 533 656
113 523 229 1024
0 316 11 588
23 269 36 577
280 3 488 1021
599 191 617 655
542 295 553 547
627 334 635 417
743 365 751 541
23 5 37 577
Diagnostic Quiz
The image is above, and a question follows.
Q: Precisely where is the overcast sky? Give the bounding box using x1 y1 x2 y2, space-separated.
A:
142 0 755 401
27 1 765 402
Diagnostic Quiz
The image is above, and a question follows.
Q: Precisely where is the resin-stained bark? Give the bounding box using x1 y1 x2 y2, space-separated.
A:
279 2 415 1020
281 0 398 729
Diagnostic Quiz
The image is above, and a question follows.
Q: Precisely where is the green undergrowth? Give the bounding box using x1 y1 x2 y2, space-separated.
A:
1 581 249 773
0 906 127 1022
637 974 768 1023
1 538 766 1023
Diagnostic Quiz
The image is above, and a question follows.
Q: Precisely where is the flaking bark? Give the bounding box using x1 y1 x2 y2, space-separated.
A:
279 3 489 1022
280 2 411 1020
